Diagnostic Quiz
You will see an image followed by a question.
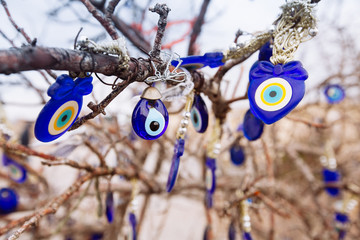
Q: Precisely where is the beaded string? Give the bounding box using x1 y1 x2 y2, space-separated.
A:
271 0 317 65
176 91 194 140
206 118 222 159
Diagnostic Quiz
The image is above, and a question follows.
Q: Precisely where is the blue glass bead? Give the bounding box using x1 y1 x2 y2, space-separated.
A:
228 221 236 240
324 84 345 104
166 155 180 192
335 212 349 224
128 212 137 240
172 52 225 71
191 94 209 133
105 191 114 223
248 61 308 124
258 41 273 62
34 74 93 142
206 158 216 194
322 168 341 197
0 188 18 214
131 96 168 140
243 109 264 141
2 154 27 183
243 232 253 240
230 143 246 166
203 225 211 240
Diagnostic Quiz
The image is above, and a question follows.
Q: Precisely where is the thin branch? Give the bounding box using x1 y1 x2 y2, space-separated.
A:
149 3 171 59
188 0 211 55
79 0 119 40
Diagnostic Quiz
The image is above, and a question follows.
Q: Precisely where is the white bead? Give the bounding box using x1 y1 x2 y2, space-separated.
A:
229 42 237 51
309 28 318 37
183 112 191 118
181 119 189 127
178 127 187 135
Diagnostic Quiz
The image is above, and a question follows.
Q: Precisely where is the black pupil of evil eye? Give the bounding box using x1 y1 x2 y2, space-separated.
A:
150 121 160 131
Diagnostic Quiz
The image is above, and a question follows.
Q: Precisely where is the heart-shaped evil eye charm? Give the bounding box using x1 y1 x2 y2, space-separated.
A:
105 192 114 223
131 87 168 140
128 212 137 240
0 188 18 214
322 168 341 197
324 84 345 104
205 158 216 194
243 109 264 141
228 221 236 240
34 74 93 142
191 94 209 133
166 139 185 192
230 143 246 166
248 61 308 124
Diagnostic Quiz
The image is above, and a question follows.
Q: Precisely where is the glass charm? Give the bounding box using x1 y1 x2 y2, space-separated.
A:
172 52 225 71
243 109 264 141
191 94 209 133
243 232 253 240
105 191 114 223
2 154 27 183
206 157 216 194
34 74 93 142
128 212 137 240
230 143 246 166
166 139 185 192
322 168 341 197
0 188 18 214
248 61 308 124
203 225 211 240
131 87 168 140
324 84 345 104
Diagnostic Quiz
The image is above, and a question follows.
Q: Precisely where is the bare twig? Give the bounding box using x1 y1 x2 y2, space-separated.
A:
149 3 171 59
79 0 119 40
188 0 211 55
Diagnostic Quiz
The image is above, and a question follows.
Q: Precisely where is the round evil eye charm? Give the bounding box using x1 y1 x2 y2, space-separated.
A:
2 154 27 183
324 84 345 104
131 87 169 140
191 94 209 133
243 109 264 141
34 74 93 142
0 188 18 214
248 61 308 124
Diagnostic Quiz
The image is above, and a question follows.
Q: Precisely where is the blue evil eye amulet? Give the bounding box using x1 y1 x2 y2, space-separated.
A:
191 94 209 133
128 212 137 240
230 143 246 166
324 84 345 104
248 61 308 124
166 138 185 192
131 87 169 140
2 154 27 183
105 191 114 223
0 188 18 214
34 74 93 142
172 52 225 71
243 109 264 141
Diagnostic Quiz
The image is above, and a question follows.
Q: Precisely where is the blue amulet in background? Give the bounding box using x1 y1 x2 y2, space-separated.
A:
131 87 169 140
34 74 93 142
248 61 308 124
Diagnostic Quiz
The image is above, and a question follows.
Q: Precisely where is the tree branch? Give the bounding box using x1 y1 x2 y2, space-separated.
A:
188 0 211 55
